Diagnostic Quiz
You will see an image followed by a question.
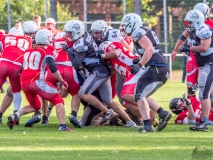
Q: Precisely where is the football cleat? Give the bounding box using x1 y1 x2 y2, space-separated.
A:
7 114 19 129
24 113 41 127
99 109 114 124
69 115 82 128
138 124 155 132
125 121 137 127
189 121 209 132
157 110 172 131
59 126 73 131
41 116 48 125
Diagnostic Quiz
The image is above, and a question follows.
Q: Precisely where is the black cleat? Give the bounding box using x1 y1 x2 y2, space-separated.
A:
7 114 19 129
99 109 114 124
189 121 209 132
41 116 48 125
157 110 172 131
25 113 41 127
69 115 82 128
138 124 155 132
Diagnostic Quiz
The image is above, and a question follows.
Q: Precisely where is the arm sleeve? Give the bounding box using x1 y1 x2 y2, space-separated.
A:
46 57 58 73
67 48 86 70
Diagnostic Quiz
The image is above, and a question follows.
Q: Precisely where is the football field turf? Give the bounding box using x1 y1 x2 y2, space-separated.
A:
0 81 212 160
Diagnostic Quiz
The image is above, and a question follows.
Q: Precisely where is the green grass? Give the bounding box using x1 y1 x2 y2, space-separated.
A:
0 82 212 160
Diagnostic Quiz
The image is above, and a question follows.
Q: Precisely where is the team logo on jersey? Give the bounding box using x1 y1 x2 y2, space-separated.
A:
72 23 80 30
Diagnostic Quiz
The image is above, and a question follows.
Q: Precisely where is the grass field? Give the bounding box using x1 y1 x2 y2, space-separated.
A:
0 72 212 160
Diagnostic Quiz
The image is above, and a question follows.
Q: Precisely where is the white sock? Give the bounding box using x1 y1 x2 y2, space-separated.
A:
13 92 22 111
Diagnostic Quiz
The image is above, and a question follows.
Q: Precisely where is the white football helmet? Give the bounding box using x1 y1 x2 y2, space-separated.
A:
35 29 54 45
22 20 38 34
8 27 24 36
194 3 210 19
184 9 205 32
63 20 84 41
55 32 66 40
91 20 108 39
120 13 142 36
45 18 56 25
99 41 113 52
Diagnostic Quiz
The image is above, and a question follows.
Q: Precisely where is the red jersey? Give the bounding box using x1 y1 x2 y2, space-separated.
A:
0 35 32 65
53 38 74 65
205 19 213 29
124 36 133 45
105 41 138 77
175 97 213 124
21 45 58 86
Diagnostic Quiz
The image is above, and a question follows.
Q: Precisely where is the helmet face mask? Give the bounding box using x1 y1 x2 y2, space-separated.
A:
169 98 188 115
120 13 142 36
184 9 205 32
90 20 108 42
64 20 84 42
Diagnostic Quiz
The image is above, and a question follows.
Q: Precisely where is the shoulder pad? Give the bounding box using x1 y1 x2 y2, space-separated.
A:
132 27 146 42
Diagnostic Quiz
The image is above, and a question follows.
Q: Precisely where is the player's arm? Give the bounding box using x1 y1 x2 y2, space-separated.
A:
104 49 121 59
46 57 64 83
137 35 154 67
120 39 133 52
187 104 195 120
171 30 189 61
189 38 211 53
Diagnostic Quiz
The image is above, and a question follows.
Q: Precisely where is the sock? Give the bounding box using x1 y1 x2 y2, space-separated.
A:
0 112 2 118
201 116 208 122
43 115 48 119
35 110 41 115
13 110 18 114
13 92 22 111
48 106 53 111
143 119 151 125
71 111 77 117
157 107 164 115
15 112 20 118
60 124 66 128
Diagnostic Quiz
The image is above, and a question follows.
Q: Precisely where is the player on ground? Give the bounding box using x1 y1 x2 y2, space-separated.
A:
169 94 213 124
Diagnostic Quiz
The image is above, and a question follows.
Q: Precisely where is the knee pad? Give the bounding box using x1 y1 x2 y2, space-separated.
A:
7 86 13 98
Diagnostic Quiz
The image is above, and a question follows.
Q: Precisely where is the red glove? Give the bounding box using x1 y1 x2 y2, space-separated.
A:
61 80 68 90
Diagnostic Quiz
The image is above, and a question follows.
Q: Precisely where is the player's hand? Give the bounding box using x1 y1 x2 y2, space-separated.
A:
98 50 106 58
171 51 177 62
62 45 69 52
181 93 191 106
61 80 68 90
132 57 141 64
130 63 144 74
179 44 190 52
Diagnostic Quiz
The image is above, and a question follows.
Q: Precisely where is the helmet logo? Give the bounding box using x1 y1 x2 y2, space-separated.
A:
123 16 131 24
72 23 80 30
190 12 199 20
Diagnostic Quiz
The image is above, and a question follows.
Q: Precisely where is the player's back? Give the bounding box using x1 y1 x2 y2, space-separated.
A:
106 41 137 77
0 35 32 64
21 45 57 85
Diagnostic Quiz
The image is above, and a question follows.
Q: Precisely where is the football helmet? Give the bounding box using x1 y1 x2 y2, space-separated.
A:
8 27 24 36
99 41 113 52
35 29 54 45
169 97 188 115
45 18 56 25
194 3 210 19
22 20 38 34
63 20 84 42
55 32 66 40
184 9 205 32
120 13 142 36
90 20 108 42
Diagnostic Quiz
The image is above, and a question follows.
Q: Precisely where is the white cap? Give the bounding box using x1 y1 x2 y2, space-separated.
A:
45 18 56 25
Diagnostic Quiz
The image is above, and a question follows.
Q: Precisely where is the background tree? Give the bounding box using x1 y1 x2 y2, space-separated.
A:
0 0 77 31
